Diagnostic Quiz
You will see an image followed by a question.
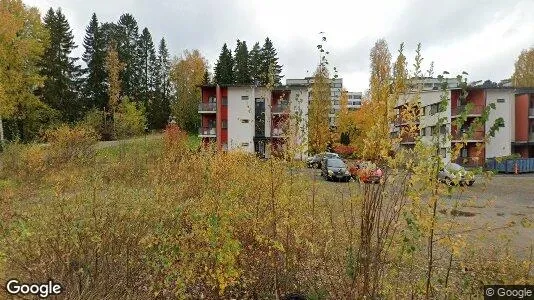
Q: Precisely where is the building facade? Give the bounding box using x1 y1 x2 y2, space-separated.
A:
394 80 534 166
199 83 309 158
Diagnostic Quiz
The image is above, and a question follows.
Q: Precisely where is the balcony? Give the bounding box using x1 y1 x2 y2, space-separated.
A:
400 133 416 144
456 156 483 167
271 127 287 138
452 130 484 142
529 108 534 118
272 103 290 114
199 127 216 137
451 105 483 117
198 102 217 113
394 117 420 127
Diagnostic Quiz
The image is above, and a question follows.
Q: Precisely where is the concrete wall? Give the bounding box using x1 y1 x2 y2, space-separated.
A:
227 86 257 153
485 89 513 158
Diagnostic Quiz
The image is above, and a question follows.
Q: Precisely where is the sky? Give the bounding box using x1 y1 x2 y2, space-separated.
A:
24 0 534 92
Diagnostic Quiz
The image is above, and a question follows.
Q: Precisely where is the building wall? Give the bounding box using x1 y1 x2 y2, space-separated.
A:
515 94 529 142
227 87 256 153
485 89 513 158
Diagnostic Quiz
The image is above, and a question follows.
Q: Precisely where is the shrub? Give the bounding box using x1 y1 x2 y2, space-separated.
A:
114 97 147 139
45 124 99 164
0 142 48 181
82 108 105 137
333 143 357 158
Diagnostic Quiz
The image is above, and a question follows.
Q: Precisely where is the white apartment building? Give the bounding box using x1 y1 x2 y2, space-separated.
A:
199 82 309 159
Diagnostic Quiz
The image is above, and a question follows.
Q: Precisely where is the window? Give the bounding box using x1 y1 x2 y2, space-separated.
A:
241 119 249 124
440 148 447 158
222 120 228 129
241 95 249 101
241 142 249 147
461 148 468 158
421 127 426 136
431 104 438 115
497 98 505 103
430 126 437 135
334 100 339 106
222 97 228 106
440 124 447 134
426 127 431 136
208 96 216 103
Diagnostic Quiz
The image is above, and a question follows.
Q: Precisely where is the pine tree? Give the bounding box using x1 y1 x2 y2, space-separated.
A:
149 38 171 129
260 37 283 85
82 13 107 110
203 70 211 85
249 42 262 84
39 7 82 122
234 40 251 84
214 43 234 84
138 27 157 109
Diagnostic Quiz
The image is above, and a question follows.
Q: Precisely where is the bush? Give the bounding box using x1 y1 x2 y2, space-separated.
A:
0 142 48 181
46 124 99 164
333 143 357 158
114 98 147 139
81 108 105 137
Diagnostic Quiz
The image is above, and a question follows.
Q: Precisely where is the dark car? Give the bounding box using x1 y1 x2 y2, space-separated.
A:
321 158 352 182
307 152 340 169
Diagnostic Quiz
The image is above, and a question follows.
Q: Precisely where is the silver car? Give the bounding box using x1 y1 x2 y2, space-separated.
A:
438 163 475 186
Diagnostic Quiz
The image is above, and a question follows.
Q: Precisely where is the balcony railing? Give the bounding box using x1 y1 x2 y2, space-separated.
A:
394 117 420 126
451 105 483 117
529 108 534 117
199 127 216 136
198 102 217 112
452 130 484 141
272 103 290 114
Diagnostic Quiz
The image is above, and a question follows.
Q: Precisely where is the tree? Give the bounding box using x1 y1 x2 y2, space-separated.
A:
214 43 234 84
512 48 534 87
39 7 82 123
234 40 251 84
170 49 208 132
260 37 283 85
148 38 172 129
359 39 393 161
203 70 211 85
336 89 356 144
116 13 140 100
82 13 107 110
138 27 157 109
0 0 49 143
249 42 262 84
307 66 331 154
104 42 125 139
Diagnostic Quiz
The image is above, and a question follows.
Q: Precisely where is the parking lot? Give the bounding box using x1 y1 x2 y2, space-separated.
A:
303 167 534 256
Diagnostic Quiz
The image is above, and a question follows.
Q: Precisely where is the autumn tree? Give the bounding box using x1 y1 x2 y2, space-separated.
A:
214 43 234 84
170 49 208 132
512 47 534 87
82 13 107 110
308 66 331 154
336 89 356 145
0 0 49 143
104 42 124 139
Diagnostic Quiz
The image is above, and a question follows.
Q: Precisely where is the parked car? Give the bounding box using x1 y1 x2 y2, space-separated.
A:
350 160 383 184
307 152 340 169
321 158 352 182
438 163 475 186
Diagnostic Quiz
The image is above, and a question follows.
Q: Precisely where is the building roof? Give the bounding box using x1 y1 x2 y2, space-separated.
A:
198 83 309 89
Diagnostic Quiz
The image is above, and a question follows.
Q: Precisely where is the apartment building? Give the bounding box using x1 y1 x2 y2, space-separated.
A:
347 91 363 110
199 83 309 158
394 79 534 166
286 77 343 126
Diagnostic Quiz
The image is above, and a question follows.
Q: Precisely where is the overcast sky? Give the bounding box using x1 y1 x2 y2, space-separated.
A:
25 0 534 91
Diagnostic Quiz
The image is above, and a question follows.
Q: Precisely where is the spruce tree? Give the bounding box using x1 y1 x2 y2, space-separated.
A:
82 13 107 110
260 37 283 85
138 27 157 110
214 43 234 84
116 14 141 101
40 8 82 122
149 38 171 129
203 70 211 85
249 42 262 85
234 40 251 84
